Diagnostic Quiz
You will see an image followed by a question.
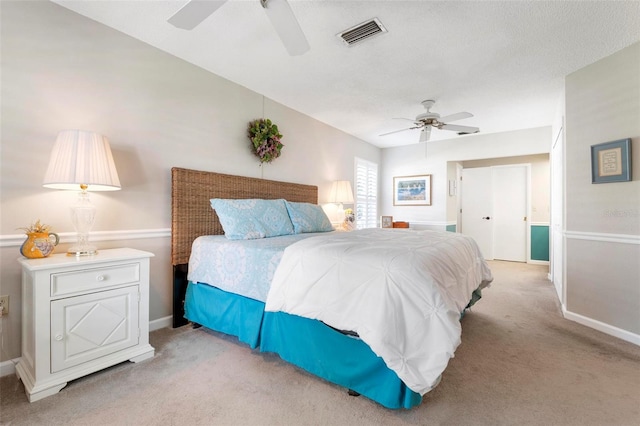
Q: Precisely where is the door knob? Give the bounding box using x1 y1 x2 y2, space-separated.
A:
482 216 491 220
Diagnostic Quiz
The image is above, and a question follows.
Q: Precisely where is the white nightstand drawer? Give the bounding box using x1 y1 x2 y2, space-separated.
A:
51 263 140 297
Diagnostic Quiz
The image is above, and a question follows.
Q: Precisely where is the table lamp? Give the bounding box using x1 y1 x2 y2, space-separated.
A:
43 130 121 256
329 180 354 211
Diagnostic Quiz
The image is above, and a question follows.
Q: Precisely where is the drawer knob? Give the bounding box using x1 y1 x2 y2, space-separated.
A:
96 275 105 282
54 334 63 341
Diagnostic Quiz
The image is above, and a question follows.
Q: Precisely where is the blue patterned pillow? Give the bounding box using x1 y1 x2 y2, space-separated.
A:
285 201 334 234
210 199 294 240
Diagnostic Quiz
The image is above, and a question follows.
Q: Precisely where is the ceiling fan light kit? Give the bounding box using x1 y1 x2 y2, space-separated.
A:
380 99 480 143
168 0 309 56
419 127 431 143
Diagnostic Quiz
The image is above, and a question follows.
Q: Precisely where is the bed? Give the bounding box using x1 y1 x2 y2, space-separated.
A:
171 167 492 409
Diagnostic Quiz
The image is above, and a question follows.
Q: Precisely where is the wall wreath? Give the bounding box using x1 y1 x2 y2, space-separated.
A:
248 118 284 163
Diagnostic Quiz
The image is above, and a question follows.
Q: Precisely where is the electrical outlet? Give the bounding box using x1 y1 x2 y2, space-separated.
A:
0 295 8 316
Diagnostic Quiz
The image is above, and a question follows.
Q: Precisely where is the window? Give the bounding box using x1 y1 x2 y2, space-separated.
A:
355 158 378 229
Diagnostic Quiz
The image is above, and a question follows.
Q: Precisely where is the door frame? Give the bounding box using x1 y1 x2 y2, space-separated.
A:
456 163 463 233
550 123 565 304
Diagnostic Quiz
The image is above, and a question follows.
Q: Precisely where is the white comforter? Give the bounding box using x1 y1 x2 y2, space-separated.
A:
264 228 493 395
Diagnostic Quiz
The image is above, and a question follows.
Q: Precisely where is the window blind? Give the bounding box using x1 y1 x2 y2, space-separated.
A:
355 158 378 229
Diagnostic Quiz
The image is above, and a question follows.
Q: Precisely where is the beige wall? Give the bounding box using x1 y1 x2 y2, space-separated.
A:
0 1 379 362
381 127 551 230
564 42 640 338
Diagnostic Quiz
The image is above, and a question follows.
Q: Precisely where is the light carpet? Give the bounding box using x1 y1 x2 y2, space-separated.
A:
1 261 639 425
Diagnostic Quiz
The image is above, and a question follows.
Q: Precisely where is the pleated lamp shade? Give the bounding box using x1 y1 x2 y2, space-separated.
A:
329 180 354 204
43 130 121 191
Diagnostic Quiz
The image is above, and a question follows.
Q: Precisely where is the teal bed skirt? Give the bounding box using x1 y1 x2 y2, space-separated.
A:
184 281 264 349
260 311 422 409
184 280 483 409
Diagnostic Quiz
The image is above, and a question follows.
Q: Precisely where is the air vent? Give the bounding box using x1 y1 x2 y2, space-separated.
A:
338 18 387 46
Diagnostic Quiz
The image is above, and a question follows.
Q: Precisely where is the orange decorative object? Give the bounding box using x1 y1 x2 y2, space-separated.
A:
20 232 59 258
392 221 410 228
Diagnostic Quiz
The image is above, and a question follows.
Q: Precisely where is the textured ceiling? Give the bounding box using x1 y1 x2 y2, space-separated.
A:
52 0 640 148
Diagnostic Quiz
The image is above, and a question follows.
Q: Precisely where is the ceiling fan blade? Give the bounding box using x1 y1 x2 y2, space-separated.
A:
438 111 473 123
379 126 421 137
262 0 310 56
168 0 227 30
392 117 417 122
440 124 480 133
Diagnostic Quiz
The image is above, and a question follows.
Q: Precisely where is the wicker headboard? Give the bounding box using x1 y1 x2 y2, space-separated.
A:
171 167 318 266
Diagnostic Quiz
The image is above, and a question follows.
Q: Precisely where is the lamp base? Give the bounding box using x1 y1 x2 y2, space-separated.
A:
67 244 97 256
69 189 97 256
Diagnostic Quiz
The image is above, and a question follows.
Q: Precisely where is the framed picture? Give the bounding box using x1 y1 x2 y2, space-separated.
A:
393 175 432 206
591 138 632 184
380 215 393 228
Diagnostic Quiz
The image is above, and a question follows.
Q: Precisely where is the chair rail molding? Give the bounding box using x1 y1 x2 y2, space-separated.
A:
0 228 171 247
564 231 640 245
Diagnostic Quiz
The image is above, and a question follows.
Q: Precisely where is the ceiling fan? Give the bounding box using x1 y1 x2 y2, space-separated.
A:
380 100 479 142
167 0 310 56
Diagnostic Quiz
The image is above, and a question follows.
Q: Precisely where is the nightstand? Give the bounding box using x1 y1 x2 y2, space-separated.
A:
16 248 155 402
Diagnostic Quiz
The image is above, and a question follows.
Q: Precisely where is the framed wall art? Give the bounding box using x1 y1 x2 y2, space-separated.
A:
393 175 432 206
591 138 632 184
380 215 393 228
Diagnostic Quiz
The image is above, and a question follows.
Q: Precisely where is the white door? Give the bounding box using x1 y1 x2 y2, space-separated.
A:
492 166 527 261
461 165 528 262
461 167 494 259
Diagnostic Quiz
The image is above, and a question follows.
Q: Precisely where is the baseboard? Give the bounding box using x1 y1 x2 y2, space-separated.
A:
1 316 174 378
528 259 549 265
149 315 172 332
0 358 18 377
563 309 640 346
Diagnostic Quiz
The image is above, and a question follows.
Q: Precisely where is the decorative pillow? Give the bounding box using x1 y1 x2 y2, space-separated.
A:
285 201 334 234
210 198 294 240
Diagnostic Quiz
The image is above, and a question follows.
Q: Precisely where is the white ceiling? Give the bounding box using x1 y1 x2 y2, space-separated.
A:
52 0 640 148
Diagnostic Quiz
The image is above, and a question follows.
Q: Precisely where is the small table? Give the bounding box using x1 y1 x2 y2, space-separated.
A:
392 221 410 228
16 248 155 402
